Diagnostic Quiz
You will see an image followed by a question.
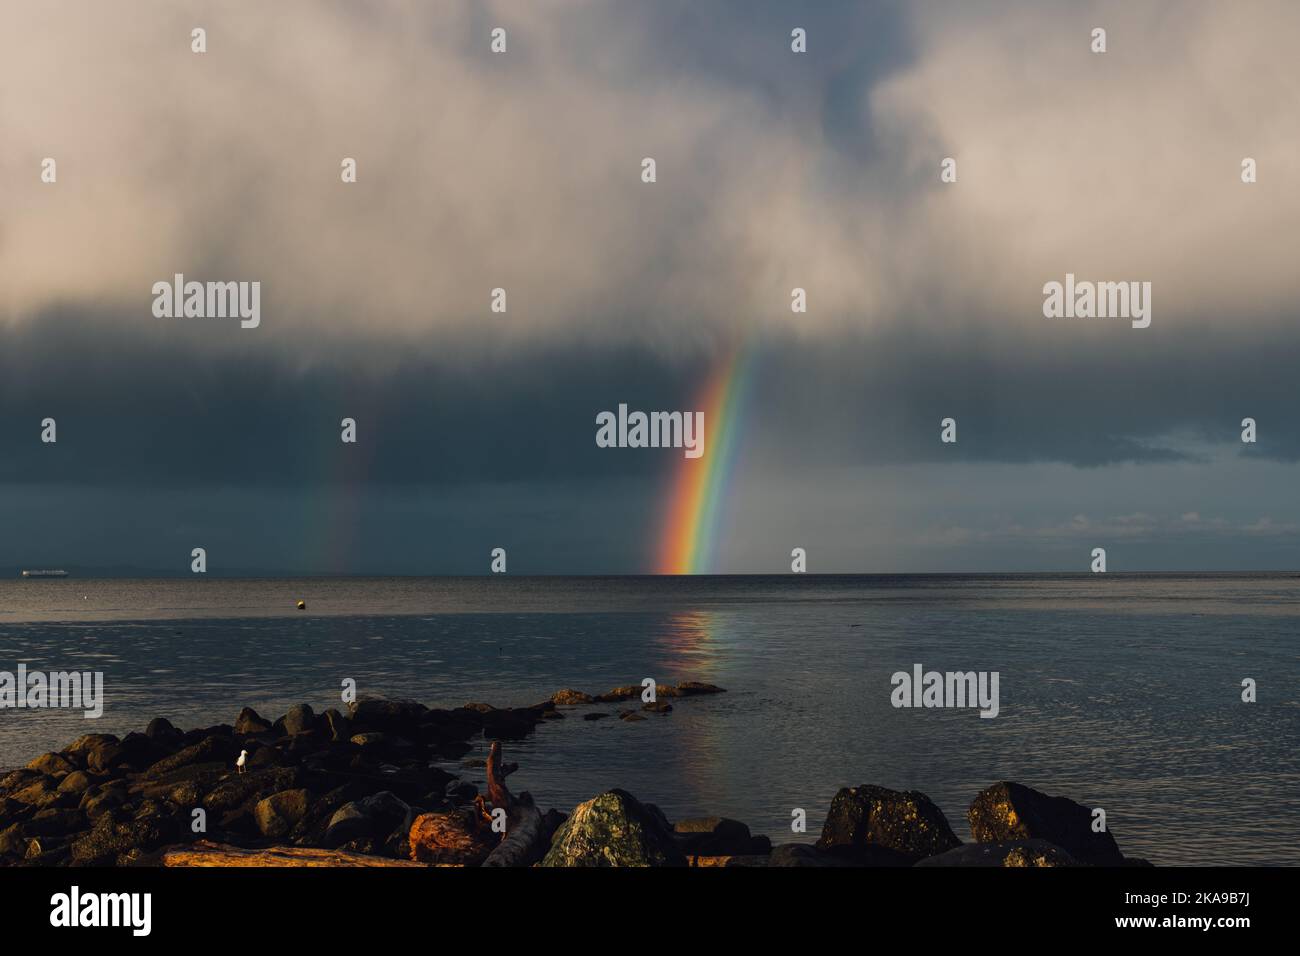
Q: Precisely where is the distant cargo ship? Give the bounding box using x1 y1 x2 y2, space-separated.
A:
20 569 68 578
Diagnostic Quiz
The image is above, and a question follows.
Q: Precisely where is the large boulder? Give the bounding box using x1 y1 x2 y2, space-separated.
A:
282 703 318 736
348 698 428 734
321 708 351 742
234 707 273 735
61 734 119 761
324 791 412 847
26 752 76 775
143 736 237 778
202 767 301 813
10 777 63 810
541 790 686 867
254 789 311 839
408 809 498 865
816 784 961 863
144 717 182 745
968 782 1125 866
916 839 1080 867
56 771 95 795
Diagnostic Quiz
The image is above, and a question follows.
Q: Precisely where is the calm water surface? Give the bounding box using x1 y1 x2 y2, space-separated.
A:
2 574 1297 865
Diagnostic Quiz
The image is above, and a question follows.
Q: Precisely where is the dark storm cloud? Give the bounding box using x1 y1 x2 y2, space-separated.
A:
3 307 1297 497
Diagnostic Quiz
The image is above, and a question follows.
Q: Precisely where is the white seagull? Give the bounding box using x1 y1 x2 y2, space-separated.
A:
236 749 248 774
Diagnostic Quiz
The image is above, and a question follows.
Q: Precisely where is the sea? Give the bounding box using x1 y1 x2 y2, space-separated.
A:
2 574 1297 865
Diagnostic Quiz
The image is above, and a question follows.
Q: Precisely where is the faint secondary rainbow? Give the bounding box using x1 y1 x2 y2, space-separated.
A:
657 342 758 574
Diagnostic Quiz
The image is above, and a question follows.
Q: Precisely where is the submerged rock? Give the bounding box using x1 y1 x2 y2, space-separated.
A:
551 689 594 705
593 685 642 703
541 789 686 867
916 839 1080 867
675 681 726 696
816 784 961 863
968 782 1125 866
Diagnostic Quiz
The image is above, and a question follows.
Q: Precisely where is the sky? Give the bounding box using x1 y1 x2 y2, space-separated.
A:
2 0 1299 574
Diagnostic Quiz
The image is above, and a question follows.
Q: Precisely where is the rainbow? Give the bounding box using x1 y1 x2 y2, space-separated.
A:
657 342 758 574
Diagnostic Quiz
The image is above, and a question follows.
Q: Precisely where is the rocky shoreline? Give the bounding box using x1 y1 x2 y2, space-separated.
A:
0 683 1151 867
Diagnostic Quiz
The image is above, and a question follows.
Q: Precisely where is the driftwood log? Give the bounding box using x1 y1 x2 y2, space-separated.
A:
160 840 432 867
481 739 548 868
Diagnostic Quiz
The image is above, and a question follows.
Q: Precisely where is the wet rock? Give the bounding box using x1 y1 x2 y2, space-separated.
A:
254 789 311 839
286 782 369 845
282 703 318 736
234 707 273 735
79 787 128 820
433 739 474 760
143 736 237 778
642 701 673 714
593 685 641 703
0 824 28 857
350 732 388 748
322 708 350 742
541 789 686 867
675 681 726 696
26 752 76 775
202 767 301 813
11 778 61 810
70 809 181 866
673 817 771 856
246 745 282 770
817 784 962 863
144 717 181 744
129 763 225 803
348 697 428 734
0 769 39 794
408 809 498 865
62 734 119 761
444 779 478 802
552 689 594 705
324 791 412 847
29 807 86 837
618 711 646 722
480 708 543 741
56 771 94 795
277 729 330 759
968 782 1125 867
86 743 127 775
768 843 860 867
916 839 1080 867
